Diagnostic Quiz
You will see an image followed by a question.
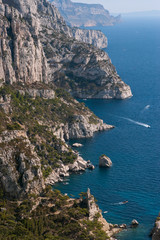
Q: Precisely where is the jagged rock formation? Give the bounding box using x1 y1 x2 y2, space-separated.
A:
85 188 126 238
45 156 94 185
86 188 100 221
0 130 45 199
151 215 160 240
0 0 132 99
51 0 121 27
52 115 113 140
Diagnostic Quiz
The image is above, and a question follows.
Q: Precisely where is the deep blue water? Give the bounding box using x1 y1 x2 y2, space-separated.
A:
54 17 160 239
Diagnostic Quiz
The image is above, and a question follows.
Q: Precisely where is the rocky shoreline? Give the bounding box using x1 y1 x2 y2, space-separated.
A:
45 154 94 185
151 215 160 240
84 188 127 240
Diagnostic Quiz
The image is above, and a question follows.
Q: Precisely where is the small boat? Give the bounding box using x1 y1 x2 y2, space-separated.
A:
104 211 108 214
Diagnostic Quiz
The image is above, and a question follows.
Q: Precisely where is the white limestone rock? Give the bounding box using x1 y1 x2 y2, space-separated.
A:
0 130 45 199
53 115 114 140
86 188 100 221
99 154 112 168
131 219 139 227
72 143 83 147
72 28 108 49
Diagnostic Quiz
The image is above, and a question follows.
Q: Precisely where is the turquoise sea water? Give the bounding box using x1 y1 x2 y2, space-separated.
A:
54 17 160 239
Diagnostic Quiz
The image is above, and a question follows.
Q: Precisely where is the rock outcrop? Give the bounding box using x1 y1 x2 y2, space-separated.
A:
51 0 121 27
99 154 112 168
86 188 100 221
19 88 55 99
45 156 94 185
72 143 83 147
0 130 45 199
72 28 108 49
85 188 126 239
131 219 139 227
53 115 114 140
151 215 160 240
0 0 132 99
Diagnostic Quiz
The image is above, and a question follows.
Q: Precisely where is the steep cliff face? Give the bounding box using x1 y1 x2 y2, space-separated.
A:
53 115 113 140
72 28 108 49
51 0 121 27
1 0 132 99
0 130 45 199
2 0 108 49
0 4 49 84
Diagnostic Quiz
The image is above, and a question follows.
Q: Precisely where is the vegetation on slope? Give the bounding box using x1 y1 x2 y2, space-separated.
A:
0 84 99 177
0 186 109 240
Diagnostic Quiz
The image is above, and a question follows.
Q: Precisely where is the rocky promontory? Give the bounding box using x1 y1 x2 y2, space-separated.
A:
151 215 160 240
85 188 127 238
0 0 132 99
72 27 108 49
51 0 121 27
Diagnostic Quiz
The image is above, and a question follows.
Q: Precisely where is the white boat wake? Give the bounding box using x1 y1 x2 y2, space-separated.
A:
120 117 150 128
112 201 128 205
144 105 150 110
141 105 150 113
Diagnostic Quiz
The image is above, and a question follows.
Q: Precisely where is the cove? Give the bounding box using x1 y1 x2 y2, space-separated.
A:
54 16 160 240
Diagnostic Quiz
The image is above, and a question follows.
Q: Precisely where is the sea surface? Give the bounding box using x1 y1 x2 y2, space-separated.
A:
54 16 160 239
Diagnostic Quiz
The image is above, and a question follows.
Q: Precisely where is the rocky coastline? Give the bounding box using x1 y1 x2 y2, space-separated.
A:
151 215 160 240
51 0 121 27
85 188 127 239
0 0 133 239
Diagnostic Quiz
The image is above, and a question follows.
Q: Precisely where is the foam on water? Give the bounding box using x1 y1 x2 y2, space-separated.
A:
120 116 151 128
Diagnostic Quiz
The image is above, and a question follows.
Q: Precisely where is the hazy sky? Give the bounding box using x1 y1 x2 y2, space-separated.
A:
72 0 160 13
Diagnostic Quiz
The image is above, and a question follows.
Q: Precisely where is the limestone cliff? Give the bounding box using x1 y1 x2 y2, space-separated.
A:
1 0 132 99
51 0 121 27
0 130 45 199
72 28 108 49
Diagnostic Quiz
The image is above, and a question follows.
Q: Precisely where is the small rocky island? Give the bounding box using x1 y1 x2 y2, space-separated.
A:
99 154 113 168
